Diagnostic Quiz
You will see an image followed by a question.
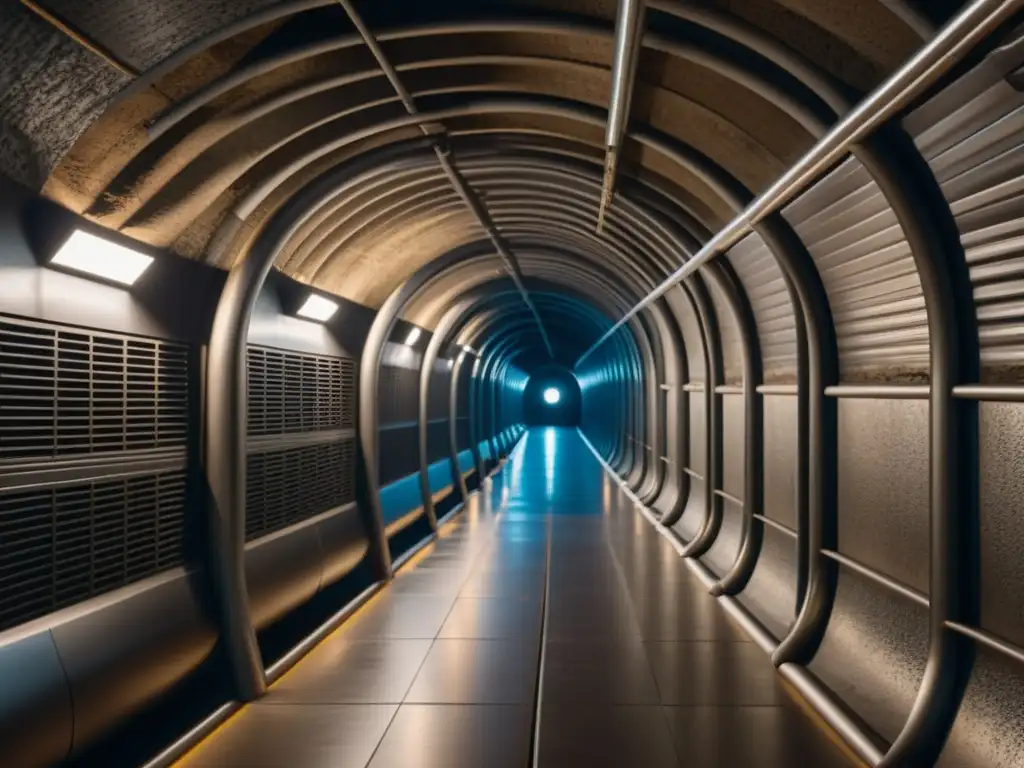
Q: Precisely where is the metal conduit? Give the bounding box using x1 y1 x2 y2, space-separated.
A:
336 0 555 359
598 0 646 233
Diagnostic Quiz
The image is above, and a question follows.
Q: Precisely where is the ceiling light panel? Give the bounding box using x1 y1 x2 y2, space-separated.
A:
50 229 154 286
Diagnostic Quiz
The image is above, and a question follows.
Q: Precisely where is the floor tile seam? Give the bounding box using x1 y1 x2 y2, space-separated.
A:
589 487 686 765
352 701 403 768
396 482 519 708
527 512 554 768
362 500 506 766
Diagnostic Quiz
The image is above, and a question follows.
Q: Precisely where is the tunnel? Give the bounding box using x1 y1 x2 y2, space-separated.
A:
1 0 1023 766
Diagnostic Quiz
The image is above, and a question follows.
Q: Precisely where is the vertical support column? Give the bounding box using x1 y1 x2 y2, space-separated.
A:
681 274 723 557
202 143 435 701
205 253 267 702
758 216 838 655
636 312 667 503
708 260 764 596
658 285 693 527
418 300 473 527
468 353 486 477
864 128 979 768
449 349 471 502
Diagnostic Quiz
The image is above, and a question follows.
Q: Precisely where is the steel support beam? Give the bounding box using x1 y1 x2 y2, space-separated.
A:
336 0 555 359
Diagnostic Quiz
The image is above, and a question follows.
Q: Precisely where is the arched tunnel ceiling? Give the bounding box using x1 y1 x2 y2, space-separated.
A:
2 0 960 352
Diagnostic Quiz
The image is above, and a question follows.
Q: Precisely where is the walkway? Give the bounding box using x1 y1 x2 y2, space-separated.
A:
178 428 853 767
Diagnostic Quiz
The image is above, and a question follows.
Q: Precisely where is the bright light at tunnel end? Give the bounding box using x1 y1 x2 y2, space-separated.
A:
543 387 561 405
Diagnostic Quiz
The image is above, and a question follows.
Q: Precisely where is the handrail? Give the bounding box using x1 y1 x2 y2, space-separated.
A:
575 0 1022 367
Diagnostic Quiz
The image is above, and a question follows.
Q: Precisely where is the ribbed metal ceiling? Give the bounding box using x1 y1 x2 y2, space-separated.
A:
1 0 958 366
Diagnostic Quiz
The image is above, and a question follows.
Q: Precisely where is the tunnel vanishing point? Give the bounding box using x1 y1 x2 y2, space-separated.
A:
1 1 1024 766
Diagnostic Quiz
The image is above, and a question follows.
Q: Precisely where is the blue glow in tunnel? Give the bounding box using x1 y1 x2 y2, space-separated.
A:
543 387 561 405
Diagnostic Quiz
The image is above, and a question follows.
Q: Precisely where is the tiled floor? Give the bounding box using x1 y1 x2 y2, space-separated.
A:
178 428 853 767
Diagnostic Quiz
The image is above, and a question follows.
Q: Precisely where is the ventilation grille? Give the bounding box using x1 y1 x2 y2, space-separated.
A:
428 368 451 419
378 365 418 424
0 471 187 632
247 346 355 435
246 439 356 541
0 317 189 460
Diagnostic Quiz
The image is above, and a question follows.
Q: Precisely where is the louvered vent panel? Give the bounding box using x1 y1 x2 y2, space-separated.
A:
667 289 706 383
245 439 356 541
0 317 189 459
247 346 354 434
727 234 798 383
909 70 1024 382
338 356 355 428
706 276 745 385
0 471 187 631
783 157 928 381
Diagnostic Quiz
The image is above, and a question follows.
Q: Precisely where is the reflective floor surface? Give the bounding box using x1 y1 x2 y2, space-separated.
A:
177 428 854 767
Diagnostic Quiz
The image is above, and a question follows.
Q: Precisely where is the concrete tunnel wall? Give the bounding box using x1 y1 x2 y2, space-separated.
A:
1 1 1023 766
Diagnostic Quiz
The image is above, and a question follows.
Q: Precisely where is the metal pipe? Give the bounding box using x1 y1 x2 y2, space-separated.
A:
825 384 930 399
953 384 1024 401
19 0 139 77
945 621 1024 666
598 0 647 232
336 0 555 359
753 513 797 538
576 0 1023 366
821 549 930 609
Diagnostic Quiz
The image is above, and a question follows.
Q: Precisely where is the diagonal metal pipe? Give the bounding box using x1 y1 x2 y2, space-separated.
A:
577 0 1022 367
337 0 555 358
597 0 646 233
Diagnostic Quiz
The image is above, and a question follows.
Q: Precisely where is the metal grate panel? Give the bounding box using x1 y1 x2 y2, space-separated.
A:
0 316 189 460
247 346 355 435
428 367 451 419
0 471 187 631
245 438 356 541
378 365 418 424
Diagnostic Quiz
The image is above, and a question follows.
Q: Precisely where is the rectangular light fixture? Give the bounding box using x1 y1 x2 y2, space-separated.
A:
50 229 154 286
405 327 422 346
296 293 339 322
